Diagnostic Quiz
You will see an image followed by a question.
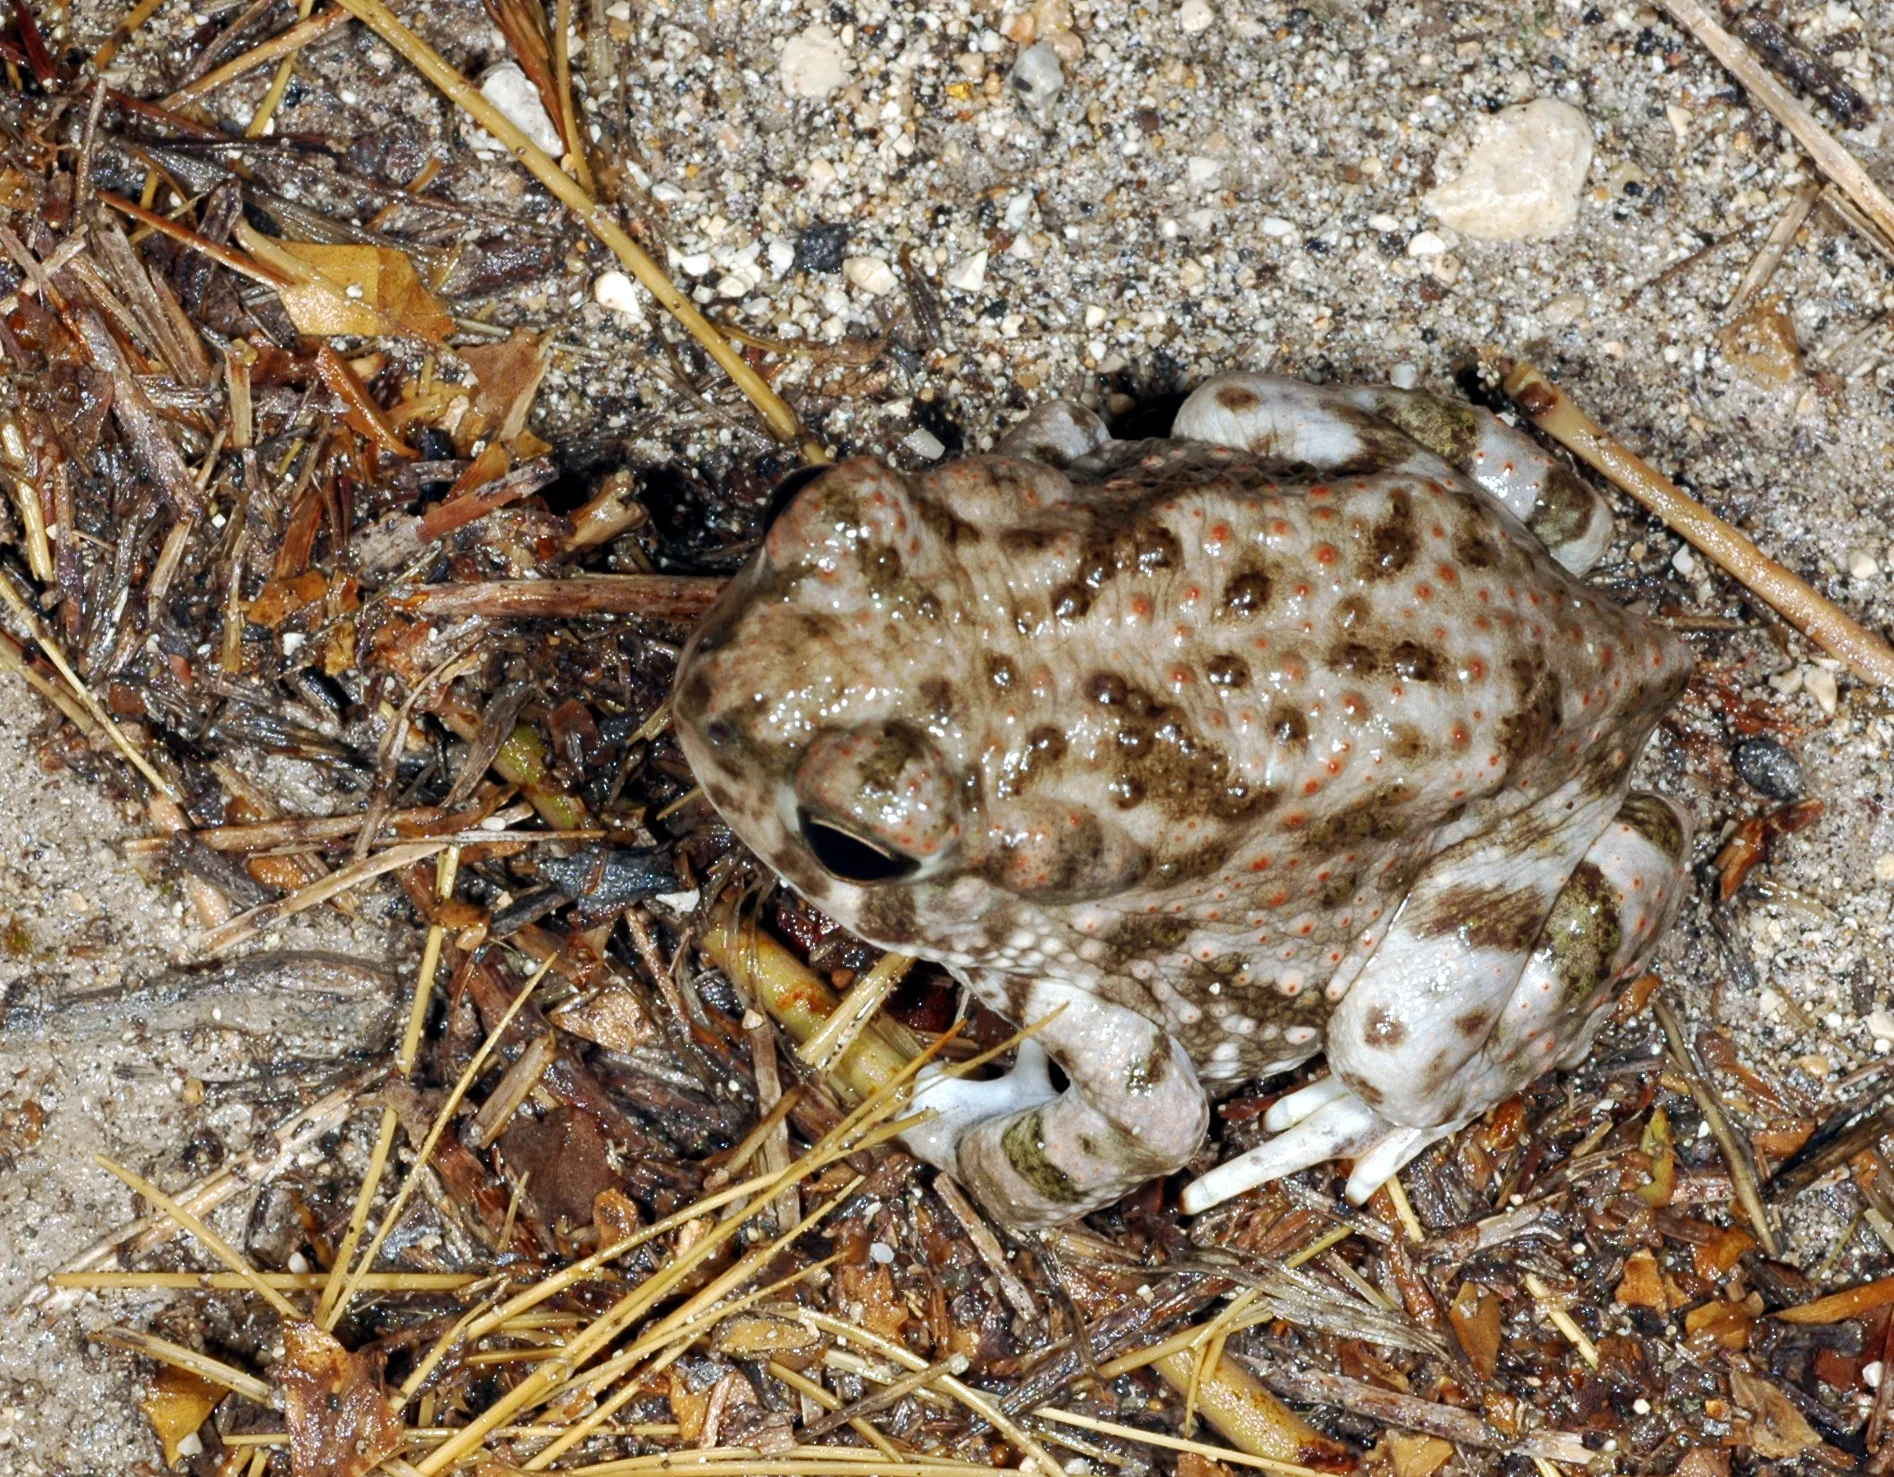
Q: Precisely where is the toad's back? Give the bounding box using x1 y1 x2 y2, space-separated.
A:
674 372 1693 1227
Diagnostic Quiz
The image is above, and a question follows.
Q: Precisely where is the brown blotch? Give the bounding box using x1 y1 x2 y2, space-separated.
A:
1412 882 1547 952
1453 1008 1492 1039
1363 1006 1408 1048
1206 654 1250 689
1000 526 1057 556
1269 704 1310 748
1089 671 1131 705
985 652 1018 689
1050 582 1093 622
1526 465 1599 553
1218 567 1274 619
856 886 922 946
1452 522 1502 570
1359 485 1418 580
1618 792 1686 858
1497 659 1564 762
1388 724 1428 762
1335 592 1372 628
1390 641 1442 683
917 677 956 721
1216 382 1263 411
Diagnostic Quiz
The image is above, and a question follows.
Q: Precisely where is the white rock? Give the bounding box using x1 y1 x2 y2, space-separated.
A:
903 426 946 460
1423 97 1595 241
593 270 646 323
1671 545 1696 577
1870 1009 1894 1042
1406 230 1448 257
1848 549 1881 579
1389 362 1419 390
479 62 564 156
677 252 713 277
1804 664 1839 717
1366 212 1400 231
1187 155 1222 188
779 23 851 100
1178 0 1215 33
844 255 898 296
1875 854 1894 884
767 237 796 277
1008 41 1064 112
1083 303 1107 329
1260 215 1294 238
945 250 988 292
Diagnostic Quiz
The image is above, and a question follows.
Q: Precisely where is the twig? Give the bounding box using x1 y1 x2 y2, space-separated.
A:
162 7 352 104
1521 1273 1600 1370
1652 994 1783 1256
194 838 452 956
1729 180 1821 312
1504 363 1894 688
95 1329 276 1405
1032 1406 1321 1477
323 0 818 457
396 574 727 620
1658 0 1894 250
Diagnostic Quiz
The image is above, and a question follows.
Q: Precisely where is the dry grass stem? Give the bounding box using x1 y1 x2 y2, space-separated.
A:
1033 1406 1322 1476
1521 1273 1601 1369
315 1105 398 1329
1504 363 1894 688
96 1329 276 1405
163 8 353 103
1659 0 1894 250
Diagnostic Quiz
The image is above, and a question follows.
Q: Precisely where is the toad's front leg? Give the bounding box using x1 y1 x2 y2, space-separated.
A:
900 977 1208 1228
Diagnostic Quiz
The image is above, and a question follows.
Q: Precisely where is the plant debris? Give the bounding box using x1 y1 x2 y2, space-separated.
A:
2 1 1894 1475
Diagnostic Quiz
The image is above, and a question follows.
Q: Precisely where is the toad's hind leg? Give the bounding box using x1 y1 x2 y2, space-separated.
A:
900 977 1208 1228
1181 792 1691 1211
1173 371 1612 574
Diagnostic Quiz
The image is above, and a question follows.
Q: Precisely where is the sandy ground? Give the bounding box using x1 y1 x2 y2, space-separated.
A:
5 0 1894 1469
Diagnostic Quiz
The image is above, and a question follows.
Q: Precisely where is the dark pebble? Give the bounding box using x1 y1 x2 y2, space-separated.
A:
1733 737 1804 800
792 222 850 274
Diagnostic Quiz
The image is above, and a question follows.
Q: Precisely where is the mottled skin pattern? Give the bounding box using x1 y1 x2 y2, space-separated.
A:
673 372 1694 1227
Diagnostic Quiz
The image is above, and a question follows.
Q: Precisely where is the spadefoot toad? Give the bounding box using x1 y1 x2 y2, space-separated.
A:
673 372 1693 1228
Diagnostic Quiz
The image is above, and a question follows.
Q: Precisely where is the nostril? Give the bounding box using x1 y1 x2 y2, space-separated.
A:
762 464 829 536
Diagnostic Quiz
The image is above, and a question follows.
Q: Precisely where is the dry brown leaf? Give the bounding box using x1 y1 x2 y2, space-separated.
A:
1717 297 1801 387
1615 1249 1672 1312
248 233 454 344
835 1260 909 1339
1387 1432 1455 1477
277 1322 404 1477
463 330 552 453
1729 1367 1821 1459
1176 1454 1236 1477
140 1365 223 1466
1693 1225 1757 1282
712 1314 823 1359
1447 1280 1501 1379
1673 1449 1730 1477
549 983 657 1053
1686 1293 1762 1351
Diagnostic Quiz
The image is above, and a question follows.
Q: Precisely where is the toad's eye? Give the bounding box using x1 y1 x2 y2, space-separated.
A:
799 811 920 884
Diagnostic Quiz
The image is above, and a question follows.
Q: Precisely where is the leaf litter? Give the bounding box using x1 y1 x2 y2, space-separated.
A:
0 2 1892 1476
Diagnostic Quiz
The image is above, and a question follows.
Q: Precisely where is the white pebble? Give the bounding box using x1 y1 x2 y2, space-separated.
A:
677 252 713 278
1187 155 1222 188
1632 1398 1651 1416
1423 98 1595 241
1260 216 1295 238
1083 303 1108 330
1389 362 1419 390
903 426 946 461
844 255 898 296
869 1241 896 1265
1008 42 1064 112
767 237 796 277
177 1433 204 1459
1406 230 1448 257
1867 1361 1884 1389
1868 1008 1894 1041
1873 854 1894 884
1848 549 1881 579
1671 545 1696 577
1804 665 1839 717
1366 213 1400 232
1178 0 1215 33
945 250 988 292
779 23 852 100
479 62 565 157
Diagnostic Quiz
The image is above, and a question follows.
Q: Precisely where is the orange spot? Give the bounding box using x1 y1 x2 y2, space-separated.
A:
1314 545 1337 564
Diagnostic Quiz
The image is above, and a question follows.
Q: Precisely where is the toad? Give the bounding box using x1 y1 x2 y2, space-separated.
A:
672 372 1693 1227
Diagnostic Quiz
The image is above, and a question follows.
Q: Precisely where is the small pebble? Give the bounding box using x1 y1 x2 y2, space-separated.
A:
904 426 947 460
1178 0 1215 33
1389 362 1419 390
1260 216 1295 238
1632 1398 1651 1416
479 62 565 156
869 1241 896 1265
945 250 988 292
1671 545 1696 577
844 256 898 296
779 23 851 100
1848 549 1881 579
1423 97 1594 241
1867 1361 1884 1390
1732 737 1804 800
766 237 796 277
1874 854 1894 884
793 222 850 274
1406 230 1448 257
1867 1008 1894 1041
1009 42 1064 113
1804 665 1839 717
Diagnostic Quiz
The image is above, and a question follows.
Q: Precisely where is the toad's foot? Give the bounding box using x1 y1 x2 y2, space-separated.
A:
897 979 1209 1229
1179 1076 1464 1211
